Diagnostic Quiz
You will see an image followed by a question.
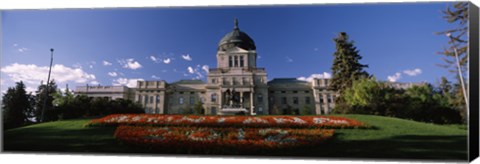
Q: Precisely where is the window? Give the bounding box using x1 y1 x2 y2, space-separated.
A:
190 92 195 94
305 97 311 104
179 92 184 94
211 107 217 115
156 95 160 103
150 96 154 104
281 97 287 105
211 78 216 84
305 90 310 93
270 91 275 94
211 94 217 103
190 96 195 104
201 97 206 103
281 91 286 94
179 97 184 104
144 95 148 105
240 56 244 67
257 94 263 103
229 56 233 67
293 91 298 94
320 97 324 104
137 95 141 103
293 97 298 105
327 94 332 103
234 56 238 67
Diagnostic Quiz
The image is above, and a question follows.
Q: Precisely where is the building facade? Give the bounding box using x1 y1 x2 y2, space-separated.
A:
75 19 338 115
75 85 135 100
132 19 338 115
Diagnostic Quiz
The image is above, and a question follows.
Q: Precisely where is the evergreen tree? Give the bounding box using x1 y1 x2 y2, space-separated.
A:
437 2 468 76
330 32 369 94
2 81 34 129
436 2 468 122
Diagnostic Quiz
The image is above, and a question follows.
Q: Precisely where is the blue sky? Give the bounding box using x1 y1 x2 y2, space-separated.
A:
1 2 458 93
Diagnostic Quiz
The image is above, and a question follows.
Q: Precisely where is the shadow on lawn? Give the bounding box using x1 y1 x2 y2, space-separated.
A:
267 133 467 161
3 126 142 154
3 126 467 161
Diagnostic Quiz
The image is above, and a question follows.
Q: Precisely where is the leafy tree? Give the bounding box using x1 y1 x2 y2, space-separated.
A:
330 32 369 94
341 77 384 115
34 80 58 122
2 81 34 129
193 101 205 115
300 105 313 115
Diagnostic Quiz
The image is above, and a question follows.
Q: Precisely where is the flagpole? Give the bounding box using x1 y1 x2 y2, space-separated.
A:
40 48 54 122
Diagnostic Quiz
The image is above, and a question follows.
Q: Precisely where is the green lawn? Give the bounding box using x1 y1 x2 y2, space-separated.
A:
3 114 467 161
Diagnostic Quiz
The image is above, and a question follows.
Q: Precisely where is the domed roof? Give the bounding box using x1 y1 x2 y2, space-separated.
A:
218 19 256 51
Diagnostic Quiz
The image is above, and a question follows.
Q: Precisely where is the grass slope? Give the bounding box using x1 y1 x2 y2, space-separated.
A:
3 115 467 160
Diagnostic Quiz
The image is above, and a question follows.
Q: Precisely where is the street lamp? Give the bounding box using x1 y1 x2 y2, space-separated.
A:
40 48 54 122
446 33 469 109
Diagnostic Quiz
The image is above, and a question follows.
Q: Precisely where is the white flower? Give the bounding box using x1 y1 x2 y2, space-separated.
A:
313 117 330 124
292 117 307 124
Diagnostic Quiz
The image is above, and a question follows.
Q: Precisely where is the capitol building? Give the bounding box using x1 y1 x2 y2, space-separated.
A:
76 19 338 115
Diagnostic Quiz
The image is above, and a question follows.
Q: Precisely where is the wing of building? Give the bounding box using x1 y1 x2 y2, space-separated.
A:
75 19 338 115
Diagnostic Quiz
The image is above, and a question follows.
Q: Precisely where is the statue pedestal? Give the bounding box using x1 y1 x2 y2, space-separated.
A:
219 107 249 115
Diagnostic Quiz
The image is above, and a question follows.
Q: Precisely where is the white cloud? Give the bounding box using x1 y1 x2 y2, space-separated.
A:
403 68 422 76
72 63 82 69
102 60 112 66
258 56 262 59
387 73 402 82
151 75 160 79
201 65 209 73
187 66 195 74
285 56 293 62
89 65 93 69
18 47 28 53
108 72 118 77
182 54 192 61
25 86 37 94
90 81 99 85
1 63 96 85
163 58 171 64
118 58 142 70
112 78 143 88
150 56 158 62
297 72 332 82
13 44 18 47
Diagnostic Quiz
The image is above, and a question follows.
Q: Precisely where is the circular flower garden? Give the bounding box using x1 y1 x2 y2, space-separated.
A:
86 114 370 153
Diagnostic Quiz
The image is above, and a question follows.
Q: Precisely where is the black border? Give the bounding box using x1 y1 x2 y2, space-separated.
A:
469 1 479 162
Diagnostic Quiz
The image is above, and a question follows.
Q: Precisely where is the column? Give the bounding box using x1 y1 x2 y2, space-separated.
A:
250 91 254 115
219 90 223 108
240 92 244 108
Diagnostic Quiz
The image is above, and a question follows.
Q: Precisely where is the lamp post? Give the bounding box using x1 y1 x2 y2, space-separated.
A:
446 33 469 109
40 48 54 122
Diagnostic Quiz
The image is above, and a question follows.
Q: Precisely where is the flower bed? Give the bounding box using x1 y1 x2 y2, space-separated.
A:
114 125 335 152
87 114 369 129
